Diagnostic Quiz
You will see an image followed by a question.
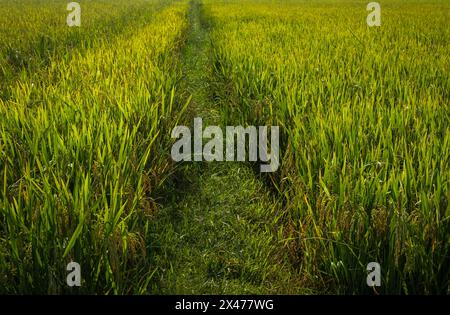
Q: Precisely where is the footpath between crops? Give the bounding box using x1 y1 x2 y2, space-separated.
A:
148 0 304 294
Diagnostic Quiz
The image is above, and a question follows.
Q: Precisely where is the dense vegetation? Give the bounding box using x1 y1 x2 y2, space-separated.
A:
206 0 449 293
0 0 189 293
0 0 448 294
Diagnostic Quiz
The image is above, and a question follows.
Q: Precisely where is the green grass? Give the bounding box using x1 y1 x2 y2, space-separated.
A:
0 1 190 294
148 1 304 294
206 0 449 294
0 0 448 295
0 0 176 98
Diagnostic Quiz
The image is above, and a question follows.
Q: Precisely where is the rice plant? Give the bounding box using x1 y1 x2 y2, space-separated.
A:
0 0 190 294
1 0 448 295
205 0 450 294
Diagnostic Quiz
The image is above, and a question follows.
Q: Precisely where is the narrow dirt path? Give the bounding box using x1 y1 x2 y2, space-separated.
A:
149 0 301 294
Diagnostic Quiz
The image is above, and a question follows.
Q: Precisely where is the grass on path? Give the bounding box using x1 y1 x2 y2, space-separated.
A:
148 0 305 294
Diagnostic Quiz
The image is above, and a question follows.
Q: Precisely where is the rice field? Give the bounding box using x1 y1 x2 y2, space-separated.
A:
206 0 449 294
0 0 449 294
0 0 189 293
